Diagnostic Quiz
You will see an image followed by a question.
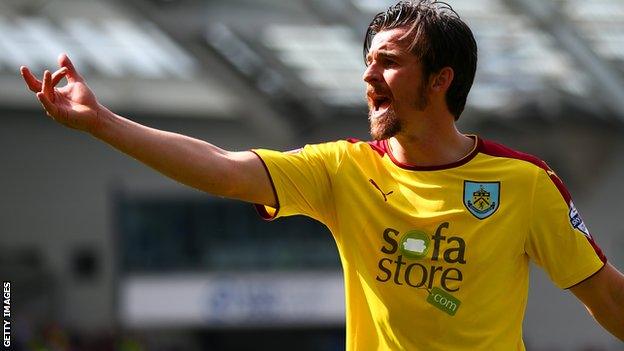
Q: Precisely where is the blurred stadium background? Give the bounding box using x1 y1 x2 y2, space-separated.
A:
1 0 624 349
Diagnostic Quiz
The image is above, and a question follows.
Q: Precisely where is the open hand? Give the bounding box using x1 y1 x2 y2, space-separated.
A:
21 53 103 133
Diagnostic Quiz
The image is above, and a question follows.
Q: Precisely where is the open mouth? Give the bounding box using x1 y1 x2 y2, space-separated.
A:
374 96 392 111
369 94 392 114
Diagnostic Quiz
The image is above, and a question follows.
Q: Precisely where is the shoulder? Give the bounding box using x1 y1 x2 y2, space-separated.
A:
300 138 390 159
477 137 562 187
479 137 572 202
478 138 551 172
344 137 390 157
263 139 375 162
286 139 368 170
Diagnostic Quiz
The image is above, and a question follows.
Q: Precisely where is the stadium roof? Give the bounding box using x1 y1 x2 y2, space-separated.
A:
0 0 241 119
201 0 624 119
3 0 624 126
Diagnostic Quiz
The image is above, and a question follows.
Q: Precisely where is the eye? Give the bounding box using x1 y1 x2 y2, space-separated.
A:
381 57 398 67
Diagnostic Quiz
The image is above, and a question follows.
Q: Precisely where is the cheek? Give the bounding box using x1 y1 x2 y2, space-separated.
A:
391 75 424 101
386 79 411 102
383 72 402 96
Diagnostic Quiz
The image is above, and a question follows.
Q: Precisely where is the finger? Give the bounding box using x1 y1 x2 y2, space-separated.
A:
36 92 58 119
58 53 84 83
42 70 55 102
51 67 68 87
20 66 42 93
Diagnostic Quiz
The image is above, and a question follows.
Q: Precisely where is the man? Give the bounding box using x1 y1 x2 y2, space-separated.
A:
21 0 623 349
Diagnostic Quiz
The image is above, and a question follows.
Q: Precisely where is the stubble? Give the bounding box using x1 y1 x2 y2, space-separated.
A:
367 82 429 141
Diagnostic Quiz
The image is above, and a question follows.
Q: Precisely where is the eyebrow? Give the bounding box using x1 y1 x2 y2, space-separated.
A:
366 50 402 64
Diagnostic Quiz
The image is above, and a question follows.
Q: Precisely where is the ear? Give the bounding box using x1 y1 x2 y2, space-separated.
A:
430 67 454 93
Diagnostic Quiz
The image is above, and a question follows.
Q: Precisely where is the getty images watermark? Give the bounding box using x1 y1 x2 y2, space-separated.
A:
3 282 10 348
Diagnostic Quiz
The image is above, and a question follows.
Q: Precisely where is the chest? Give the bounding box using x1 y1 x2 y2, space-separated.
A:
331 161 529 264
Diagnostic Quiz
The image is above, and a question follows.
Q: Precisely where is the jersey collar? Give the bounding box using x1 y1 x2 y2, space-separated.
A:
382 135 481 171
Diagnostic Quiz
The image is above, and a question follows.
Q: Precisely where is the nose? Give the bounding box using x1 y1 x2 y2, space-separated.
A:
362 62 382 85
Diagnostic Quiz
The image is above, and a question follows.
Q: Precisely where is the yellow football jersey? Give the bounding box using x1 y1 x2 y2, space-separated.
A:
252 136 606 351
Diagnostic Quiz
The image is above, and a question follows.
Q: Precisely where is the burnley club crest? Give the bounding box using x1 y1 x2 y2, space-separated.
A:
463 181 500 219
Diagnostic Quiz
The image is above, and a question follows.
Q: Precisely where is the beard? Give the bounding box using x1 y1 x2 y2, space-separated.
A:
367 85 428 141
368 106 401 141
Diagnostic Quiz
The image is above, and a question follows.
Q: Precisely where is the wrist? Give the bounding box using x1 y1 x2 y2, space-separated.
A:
89 104 114 138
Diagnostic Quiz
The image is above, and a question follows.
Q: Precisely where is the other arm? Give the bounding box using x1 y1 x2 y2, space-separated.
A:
21 54 276 207
569 263 624 341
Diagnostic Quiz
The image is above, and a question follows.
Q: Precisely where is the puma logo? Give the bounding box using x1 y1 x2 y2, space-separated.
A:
369 179 393 202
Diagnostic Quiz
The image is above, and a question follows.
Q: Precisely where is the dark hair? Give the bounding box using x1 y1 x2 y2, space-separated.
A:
364 0 477 119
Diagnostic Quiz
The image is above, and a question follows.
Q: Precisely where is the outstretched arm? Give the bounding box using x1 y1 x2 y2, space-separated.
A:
569 262 624 341
21 54 276 207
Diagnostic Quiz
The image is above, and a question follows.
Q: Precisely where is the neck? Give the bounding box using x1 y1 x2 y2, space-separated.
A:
388 113 475 168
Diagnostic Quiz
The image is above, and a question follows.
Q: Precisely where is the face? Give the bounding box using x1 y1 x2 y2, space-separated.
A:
363 27 429 140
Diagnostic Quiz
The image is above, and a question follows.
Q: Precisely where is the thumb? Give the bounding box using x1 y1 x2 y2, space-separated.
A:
36 92 59 119
58 53 84 83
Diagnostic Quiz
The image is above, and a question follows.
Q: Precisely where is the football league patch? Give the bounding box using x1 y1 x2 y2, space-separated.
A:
569 201 590 237
463 181 500 219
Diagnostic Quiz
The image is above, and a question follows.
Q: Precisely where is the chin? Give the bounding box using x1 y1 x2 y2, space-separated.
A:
369 109 401 141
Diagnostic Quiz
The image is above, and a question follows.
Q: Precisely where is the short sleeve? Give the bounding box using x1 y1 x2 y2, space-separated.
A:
251 142 344 228
525 167 607 289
